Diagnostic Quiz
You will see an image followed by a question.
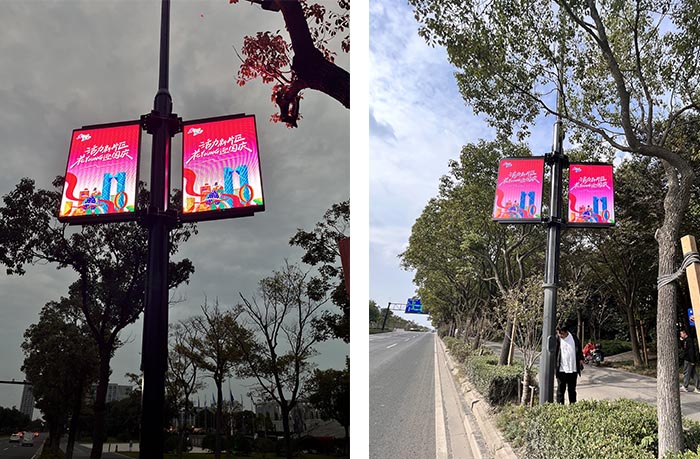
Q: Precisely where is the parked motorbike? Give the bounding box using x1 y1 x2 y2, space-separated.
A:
585 343 604 366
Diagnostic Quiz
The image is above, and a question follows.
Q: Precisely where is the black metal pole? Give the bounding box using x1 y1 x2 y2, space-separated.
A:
381 302 391 331
140 1 174 457
539 58 566 405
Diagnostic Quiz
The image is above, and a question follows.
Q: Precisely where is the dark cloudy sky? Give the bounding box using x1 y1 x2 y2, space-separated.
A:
0 0 349 413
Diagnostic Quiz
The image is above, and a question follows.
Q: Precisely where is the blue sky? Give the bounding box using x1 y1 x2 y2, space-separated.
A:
369 0 557 328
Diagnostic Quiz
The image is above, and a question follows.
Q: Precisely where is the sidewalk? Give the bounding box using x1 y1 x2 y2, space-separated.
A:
577 363 700 421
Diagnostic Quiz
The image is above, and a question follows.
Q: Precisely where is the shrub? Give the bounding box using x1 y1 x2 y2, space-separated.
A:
666 450 700 459
254 437 275 454
598 339 633 356
497 399 700 459
39 448 65 459
232 433 253 455
463 355 523 406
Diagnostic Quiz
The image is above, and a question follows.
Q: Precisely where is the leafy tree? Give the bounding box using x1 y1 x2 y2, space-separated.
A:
290 200 349 342
21 297 99 457
410 0 700 452
0 178 195 459
0 407 30 434
103 390 141 443
305 362 350 451
235 262 326 459
369 300 381 325
401 140 544 363
231 0 349 127
181 301 250 459
167 321 205 459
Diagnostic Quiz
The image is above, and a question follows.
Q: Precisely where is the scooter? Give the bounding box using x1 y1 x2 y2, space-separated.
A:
584 344 604 365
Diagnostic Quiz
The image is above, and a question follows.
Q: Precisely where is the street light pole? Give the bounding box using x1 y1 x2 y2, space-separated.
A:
539 56 567 405
140 1 180 457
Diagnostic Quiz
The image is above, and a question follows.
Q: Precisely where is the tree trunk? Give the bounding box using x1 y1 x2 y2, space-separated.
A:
47 416 62 452
577 309 583 343
473 314 485 350
90 349 112 459
520 369 530 406
215 380 223 459
624 303 643 366
281 405 293 459
499 316 514 365
656 158 692 457
66 388 84 459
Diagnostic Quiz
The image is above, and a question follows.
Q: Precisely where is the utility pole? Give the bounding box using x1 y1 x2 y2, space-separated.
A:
139 1 180 457
539 54 567 404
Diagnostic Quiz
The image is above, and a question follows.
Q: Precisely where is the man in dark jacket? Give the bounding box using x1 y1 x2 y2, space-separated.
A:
555 325 584 404
680 329 700 392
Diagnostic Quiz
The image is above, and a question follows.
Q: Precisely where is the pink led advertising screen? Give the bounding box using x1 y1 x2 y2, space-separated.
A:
492 157 545 222
181 114 264 222
568 163 615 227
58 121 141 224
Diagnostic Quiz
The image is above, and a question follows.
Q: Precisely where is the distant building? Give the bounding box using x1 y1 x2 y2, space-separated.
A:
87 383 133 403
19 385 34 419
255 400 325 435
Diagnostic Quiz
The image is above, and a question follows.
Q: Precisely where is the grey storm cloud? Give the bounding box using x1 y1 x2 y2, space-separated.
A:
0 0 349 410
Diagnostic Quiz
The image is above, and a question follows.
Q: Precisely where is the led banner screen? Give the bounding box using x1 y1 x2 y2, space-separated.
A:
182 114 265 222
58 121 141 224
568 163 615 227
492 157 545 223
405 298 426 314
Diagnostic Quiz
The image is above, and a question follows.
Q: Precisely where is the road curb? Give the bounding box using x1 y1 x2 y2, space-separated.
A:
439 338 518 459
31 438 45 459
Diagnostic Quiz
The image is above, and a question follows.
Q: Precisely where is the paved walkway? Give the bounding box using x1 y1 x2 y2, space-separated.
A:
576 363 700 421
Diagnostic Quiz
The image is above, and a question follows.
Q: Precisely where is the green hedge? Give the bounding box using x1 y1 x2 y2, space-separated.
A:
443 337 470 362
598 339 633 356
498 399 700 459
463 355 523 406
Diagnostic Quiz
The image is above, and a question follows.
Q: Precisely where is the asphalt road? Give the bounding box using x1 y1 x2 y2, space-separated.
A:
0 433 44 459
370 331 475 459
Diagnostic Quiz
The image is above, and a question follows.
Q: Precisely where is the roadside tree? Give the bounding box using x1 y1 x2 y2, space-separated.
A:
167 321 205 459
410 0 700 453
0 178 195 459
290 200 349 342
181 301 250 459
234 262 326 459
22 297 98 457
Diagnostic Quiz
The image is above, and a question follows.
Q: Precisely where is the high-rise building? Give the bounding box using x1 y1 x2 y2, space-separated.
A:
87 383 133 403
19 385 34 420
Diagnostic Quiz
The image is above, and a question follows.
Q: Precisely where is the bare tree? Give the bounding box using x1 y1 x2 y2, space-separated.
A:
503 276 544 405
234 261 327 459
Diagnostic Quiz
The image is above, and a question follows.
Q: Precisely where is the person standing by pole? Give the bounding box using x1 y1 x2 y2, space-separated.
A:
555 325 584 404
680 329 700 392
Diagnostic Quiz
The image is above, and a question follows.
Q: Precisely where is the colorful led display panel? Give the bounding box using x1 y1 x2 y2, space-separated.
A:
405 298 426 314
58 121 142 224
492 157 545 222
568 163 615 227
181 114 265 222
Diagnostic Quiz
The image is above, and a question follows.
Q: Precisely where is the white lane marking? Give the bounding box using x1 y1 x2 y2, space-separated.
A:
435 335 448 459
386 343 398 349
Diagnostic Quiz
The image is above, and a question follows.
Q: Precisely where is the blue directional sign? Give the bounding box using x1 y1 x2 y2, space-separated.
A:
405 298 424 314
